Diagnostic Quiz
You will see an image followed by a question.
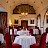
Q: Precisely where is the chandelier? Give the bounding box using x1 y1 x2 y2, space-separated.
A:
21 12 28 16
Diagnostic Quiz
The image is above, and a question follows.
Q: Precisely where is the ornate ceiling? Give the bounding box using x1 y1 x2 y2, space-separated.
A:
0 0 48 14
13 4 36 14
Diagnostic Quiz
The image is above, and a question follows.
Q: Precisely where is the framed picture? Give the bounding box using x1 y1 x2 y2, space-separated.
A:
46 15 48 23
30 20 34 24
1 12 7 28
14 19 18 24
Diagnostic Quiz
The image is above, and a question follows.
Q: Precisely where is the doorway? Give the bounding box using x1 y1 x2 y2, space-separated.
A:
21 20 28 29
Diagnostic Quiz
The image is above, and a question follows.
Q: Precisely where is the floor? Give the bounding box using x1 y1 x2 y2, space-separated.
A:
46 44 48 48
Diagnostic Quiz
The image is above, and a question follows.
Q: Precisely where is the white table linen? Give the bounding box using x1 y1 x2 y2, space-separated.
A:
13 36 36 48
10 29 17 35
10 29 12 35
0 34 4 43
17 30 29 36
14 29 17 35
33 29 39 34
46 33 48 43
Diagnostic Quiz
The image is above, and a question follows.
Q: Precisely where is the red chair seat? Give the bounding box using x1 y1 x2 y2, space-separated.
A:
12 43 21 48
32 43 39 46
12 43 21 46
30 33 47 48
30 43 39 48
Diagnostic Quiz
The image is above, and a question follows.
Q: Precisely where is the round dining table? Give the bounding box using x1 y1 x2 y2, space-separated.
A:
13 36 36 48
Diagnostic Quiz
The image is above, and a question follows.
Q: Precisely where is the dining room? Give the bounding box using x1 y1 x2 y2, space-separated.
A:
0 0 48 48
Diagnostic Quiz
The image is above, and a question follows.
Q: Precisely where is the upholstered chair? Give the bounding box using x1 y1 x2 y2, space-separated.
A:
30 32 47 48
4 32 22 48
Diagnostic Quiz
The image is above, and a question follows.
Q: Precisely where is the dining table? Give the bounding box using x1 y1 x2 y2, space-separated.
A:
13 36 36 48
0 34 4 43
17 29 30 36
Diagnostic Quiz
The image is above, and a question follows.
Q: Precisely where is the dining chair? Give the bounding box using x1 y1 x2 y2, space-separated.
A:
0 27 3 34
27 26 30 31
17 27 21 31
30 29 33 36
10 28 19 41
46 27 48 33
4 32 22 48
0 41 2 48
30 32 47 48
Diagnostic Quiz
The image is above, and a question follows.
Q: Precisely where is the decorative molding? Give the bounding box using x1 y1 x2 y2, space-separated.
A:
13 4 36 14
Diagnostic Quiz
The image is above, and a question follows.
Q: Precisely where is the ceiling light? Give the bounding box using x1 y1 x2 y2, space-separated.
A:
21 12 28 16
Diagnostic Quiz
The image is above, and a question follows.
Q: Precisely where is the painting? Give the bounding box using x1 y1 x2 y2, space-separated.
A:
0 12 7 28
13 4 36 14
30 20 34 24
14 19 18 24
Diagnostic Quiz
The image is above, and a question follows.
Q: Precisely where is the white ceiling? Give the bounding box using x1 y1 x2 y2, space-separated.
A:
0 0 48 14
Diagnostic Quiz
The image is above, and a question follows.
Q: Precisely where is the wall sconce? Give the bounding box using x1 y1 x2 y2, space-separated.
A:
9 19 12 26
46 8 48 15
46 12 48 15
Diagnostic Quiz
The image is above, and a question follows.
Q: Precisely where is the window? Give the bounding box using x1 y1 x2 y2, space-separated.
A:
30 20 34 24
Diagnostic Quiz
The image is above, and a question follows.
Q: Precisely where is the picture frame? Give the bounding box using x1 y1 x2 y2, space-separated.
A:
30 20 34 24
14 19 18 24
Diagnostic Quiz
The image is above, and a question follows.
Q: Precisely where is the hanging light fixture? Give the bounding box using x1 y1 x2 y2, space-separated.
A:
21 12 28 16
20 0 28 16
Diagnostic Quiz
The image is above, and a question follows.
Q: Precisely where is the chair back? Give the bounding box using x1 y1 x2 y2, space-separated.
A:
0 27 3 34
4 32 12 48
17 27 21 31
27 26 30 31
46 27 48 33
30 29 33 36
39 33 47 48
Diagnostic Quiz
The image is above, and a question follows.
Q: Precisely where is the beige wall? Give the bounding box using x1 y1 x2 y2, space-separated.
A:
40 9 48 34
8 14 37 26
0 6 48 34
